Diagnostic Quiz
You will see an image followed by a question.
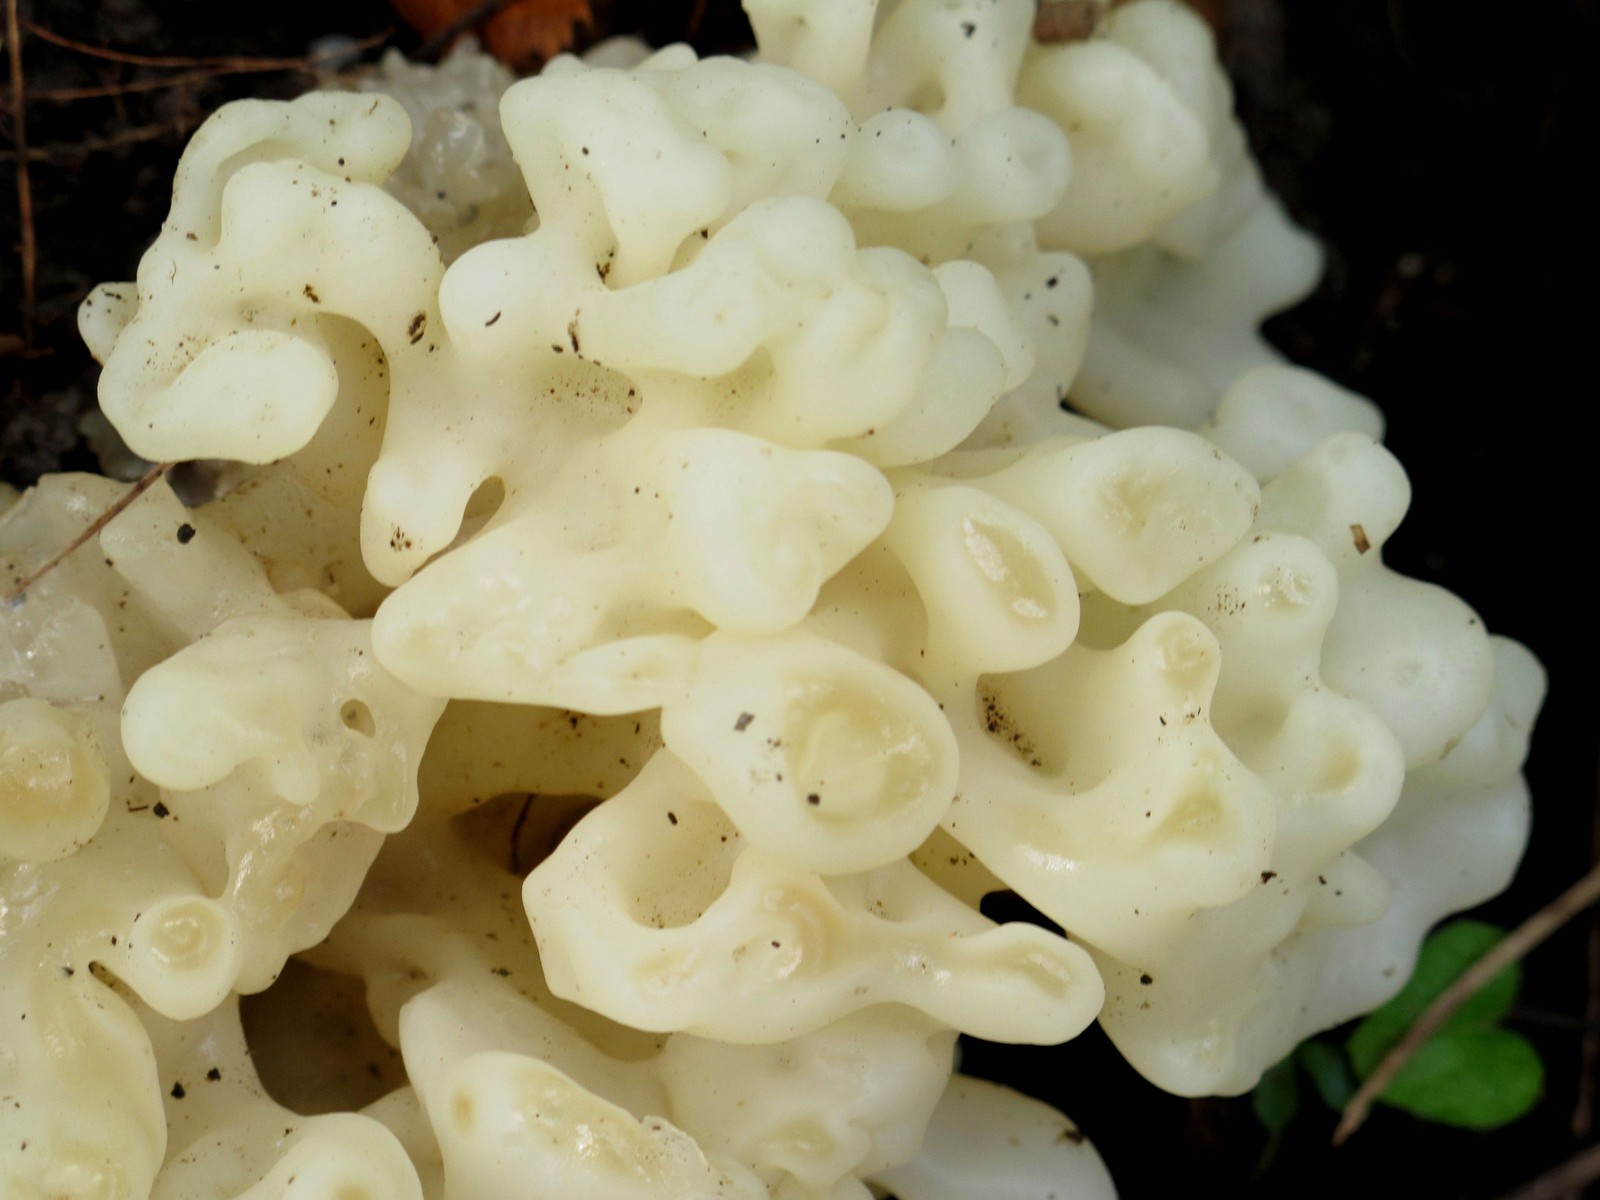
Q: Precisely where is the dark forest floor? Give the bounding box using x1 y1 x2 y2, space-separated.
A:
4 1 1599 1195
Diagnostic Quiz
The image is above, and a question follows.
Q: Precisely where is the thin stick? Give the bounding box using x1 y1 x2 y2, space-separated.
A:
4 463 173 604
1496 1141 1600 1200
0 121 185 163
22 23 388 72
1334 858 1600 1145
5 0 35 345
24 66 308 103
686 0 709 39
508 793 535 875
1573 751 1600 1141
415 0 519 60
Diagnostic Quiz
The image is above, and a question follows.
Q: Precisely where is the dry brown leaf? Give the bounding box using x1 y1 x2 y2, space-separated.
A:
388 0 592 69
482 0 592 68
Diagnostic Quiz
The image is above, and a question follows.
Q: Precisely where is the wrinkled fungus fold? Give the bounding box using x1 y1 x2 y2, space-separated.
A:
0 4 1539 1198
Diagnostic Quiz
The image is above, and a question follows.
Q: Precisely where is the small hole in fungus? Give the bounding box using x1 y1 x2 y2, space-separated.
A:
340 700 376 737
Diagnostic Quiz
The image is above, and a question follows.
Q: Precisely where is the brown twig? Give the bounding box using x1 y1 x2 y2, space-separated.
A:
0 333 50 359
414 0 520 60
1334 857 1600 1145
1496 1141 1600 1200
5 0 36 345
0 120 195 163
22 67 283 103
4 463 173 604
1572 750 1600 1144
23 22 390 70
507 793 536 875
26 22 388 70
685 0 709 40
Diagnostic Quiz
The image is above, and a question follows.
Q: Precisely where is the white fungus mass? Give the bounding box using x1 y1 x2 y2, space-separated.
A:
0 2 1541 1198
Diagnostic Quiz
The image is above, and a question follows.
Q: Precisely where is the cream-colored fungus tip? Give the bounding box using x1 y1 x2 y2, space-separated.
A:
0 1 1540 1196
0 698 111 864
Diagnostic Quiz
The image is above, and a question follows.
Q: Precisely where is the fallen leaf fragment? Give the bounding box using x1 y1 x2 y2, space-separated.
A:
389 0 593 69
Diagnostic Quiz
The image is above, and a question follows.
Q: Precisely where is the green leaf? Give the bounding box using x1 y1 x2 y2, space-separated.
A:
1381 1029 1544 1129
1296 1040 1355 1110
1348 921 1517 1075
1252 1055 1300 1134
1345 920 1543 1130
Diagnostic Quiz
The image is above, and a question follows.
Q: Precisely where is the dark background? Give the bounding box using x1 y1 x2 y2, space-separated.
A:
3 1 1597 1195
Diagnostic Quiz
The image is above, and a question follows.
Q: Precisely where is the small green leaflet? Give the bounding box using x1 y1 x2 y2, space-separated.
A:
1297 1039 1356 1111
1346 920 1543 1130
1252 1056 1300 1134
1251 1040 1356 1135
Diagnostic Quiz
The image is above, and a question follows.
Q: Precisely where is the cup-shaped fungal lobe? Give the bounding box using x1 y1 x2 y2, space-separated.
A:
401 978 663 1122
121 616 444 828
90 91 434 465
1226 691 1405 884
946 611 1275 959
3 743 249 1017
869 1076 1116 1200
660 1010 956 1191
1099 764 1534 1097
841 326 1009 468
970 252 1094 447
1259 436 1495 768
661 632 959 874
401 981 777 1197
369 473 699 714
832 109 958 212
1257 433 1411 568
370 412 888 716
524 753 1102 1044
218 806 388 996
1 1077 163 1196
645 56 855 215
0 699 111 864
137 976 419 1194
864 0 1036 132
499 66 734 288
882 482 1080 677
1321 567 1495 771
984 427 1260 604
1150 531 1342 728
835 252 1033 467
841 108 1071 267
1135 541 1407 881
0 930 168 1200
577 199 951 446
1201 366 1386 484
747 0 879 98
1410 637 1545 791
117 895 245 1022
932 260 1036 393
761 243 963 445
943 108 1073 226
416 1052 765 1200
1068 195 1322 430
1022 4 1218 255
156 1110 426 1200
1092 629 1543 1098
658 430 893 634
